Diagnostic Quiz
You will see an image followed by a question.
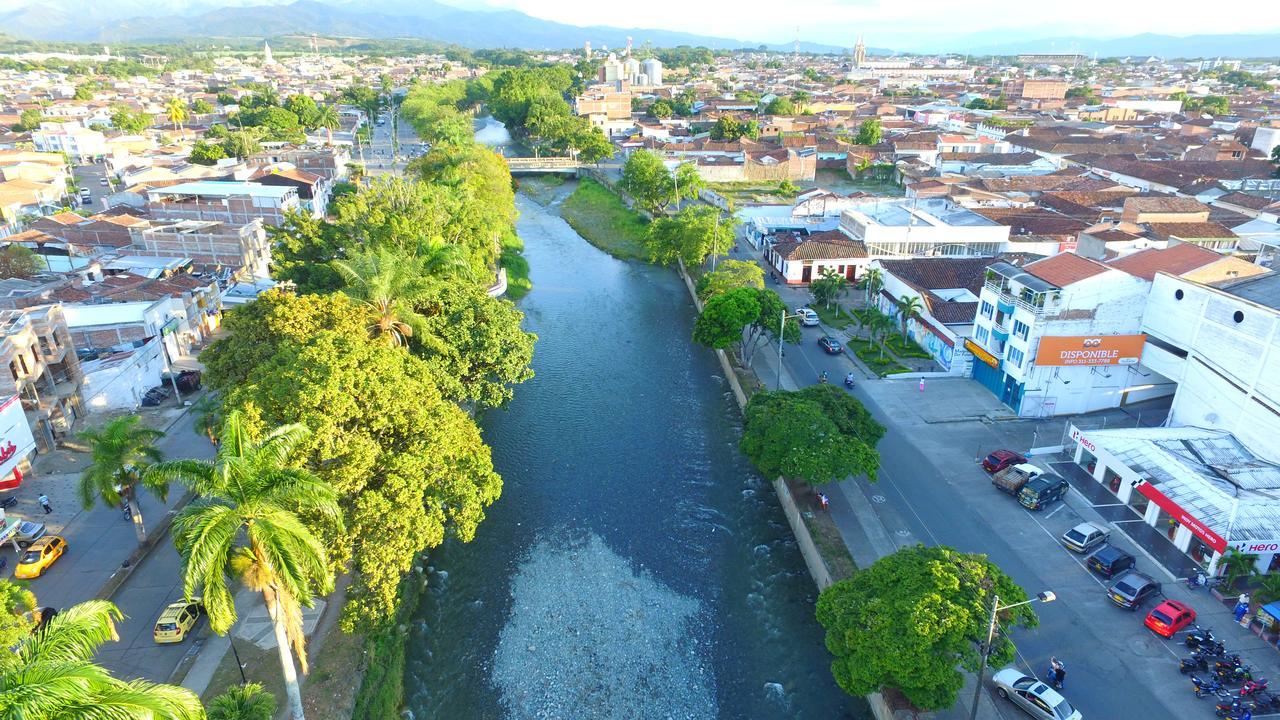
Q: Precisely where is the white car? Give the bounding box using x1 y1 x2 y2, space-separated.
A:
796 307 820 326
992 668 1081 720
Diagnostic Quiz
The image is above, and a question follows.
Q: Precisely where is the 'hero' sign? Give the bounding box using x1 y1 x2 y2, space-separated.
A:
0 395 36 480
1232 540 1280 554
1035 335 1147 367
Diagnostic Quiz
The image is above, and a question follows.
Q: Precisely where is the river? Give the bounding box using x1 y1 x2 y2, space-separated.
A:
401 124 865 720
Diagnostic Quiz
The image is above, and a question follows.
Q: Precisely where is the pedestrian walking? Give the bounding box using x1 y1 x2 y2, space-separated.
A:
918 377 926 392
817 492 830 511
1235 601 1250 623
37 493 51 514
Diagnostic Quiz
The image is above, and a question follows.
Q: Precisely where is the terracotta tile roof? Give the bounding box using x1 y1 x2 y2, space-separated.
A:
1123 196 1209 214
1217 192 1274 211
1106 243 1222 281
971 207 1088 236
1146 222 1237 240
1024 252 1111 287
773 232 867 261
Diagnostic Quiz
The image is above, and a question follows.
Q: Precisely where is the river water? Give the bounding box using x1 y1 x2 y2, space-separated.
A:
402 126 865 720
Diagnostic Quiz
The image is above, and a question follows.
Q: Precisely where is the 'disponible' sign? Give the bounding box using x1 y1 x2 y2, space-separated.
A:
1034 335 1146 367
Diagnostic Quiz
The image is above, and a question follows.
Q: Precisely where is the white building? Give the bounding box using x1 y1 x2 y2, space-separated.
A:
970 253 1170 416
31 121 107 162
1139 271 1280 464
641 58 663 87
79 338 165 411
837 198 1011 258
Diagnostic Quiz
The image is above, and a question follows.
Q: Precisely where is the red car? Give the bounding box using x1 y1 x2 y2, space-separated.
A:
982 450 1027 473
1145 599 1195 638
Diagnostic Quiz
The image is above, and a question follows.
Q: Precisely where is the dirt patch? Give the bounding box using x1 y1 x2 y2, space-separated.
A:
785 477 857 581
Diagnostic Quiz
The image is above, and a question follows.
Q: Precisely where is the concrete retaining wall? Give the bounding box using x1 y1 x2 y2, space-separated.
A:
673 203 896 720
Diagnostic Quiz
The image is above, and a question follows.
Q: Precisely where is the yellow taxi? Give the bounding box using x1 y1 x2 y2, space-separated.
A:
153 598 204 644
14 535 66 579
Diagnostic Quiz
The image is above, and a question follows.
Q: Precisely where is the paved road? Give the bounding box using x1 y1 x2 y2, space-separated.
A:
753 286 1280 719
364 107 425 176
72 162 114 212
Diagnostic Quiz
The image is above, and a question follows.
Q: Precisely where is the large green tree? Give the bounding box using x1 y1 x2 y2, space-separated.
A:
693 286 799 366
695 259 764 300
740 384 883 484
331 247 434 347
0 597 203 719
643 205 731 267
204 293 503 631
412 283 536 408
816 545 1037 710
76 415 167 545
0 245 42 279
149 412 341 720
810 268 848 309
621 149 673 215
854 118 882 146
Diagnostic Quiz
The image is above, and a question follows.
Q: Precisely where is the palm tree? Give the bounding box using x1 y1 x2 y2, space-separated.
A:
165 96 188 133
1219 548 1260 590
870 311 895 361
314 104 340 146
147 411 341 720
0 580 36 650
331 247 433 347
0 598 203 719
896 295 924 343
76 415 167 545
862 267 884 305
208 682 276 720
192 394 222 445
1255 573 1280 605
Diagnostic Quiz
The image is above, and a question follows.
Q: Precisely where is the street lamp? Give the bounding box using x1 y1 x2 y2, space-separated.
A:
777 308 805 390
968 590 1056 720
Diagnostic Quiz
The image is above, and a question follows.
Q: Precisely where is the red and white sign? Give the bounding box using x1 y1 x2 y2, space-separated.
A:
1070 427 1097 454
0 395 36 483
1133 478 1227 553
1231 540 1280 554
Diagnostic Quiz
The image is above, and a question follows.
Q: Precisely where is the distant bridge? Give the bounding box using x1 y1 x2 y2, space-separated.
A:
504 156 583 174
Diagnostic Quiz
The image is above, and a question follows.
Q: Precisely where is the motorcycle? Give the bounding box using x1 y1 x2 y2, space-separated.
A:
1186 626 1218 649
1217 665 1254 685
1195 675 1227 698
1189 572 1226 591
1241 679 1270 697
0 495 15 509
1214 654 1244 671
1215 696 1257 718
844 375 855 388
1183 652 1214 674
1251 691 1280 709
819 371 828 384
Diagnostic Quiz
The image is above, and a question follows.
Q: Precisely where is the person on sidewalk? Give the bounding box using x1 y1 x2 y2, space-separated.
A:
1050 657 1065 689
38 494 51 514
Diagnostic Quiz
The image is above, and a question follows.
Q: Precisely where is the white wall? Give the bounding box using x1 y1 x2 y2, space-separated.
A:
80 339 164 412
1142 273 1280 462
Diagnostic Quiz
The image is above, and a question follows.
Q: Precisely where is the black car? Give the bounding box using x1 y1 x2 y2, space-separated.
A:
1108 570 1161 610
1087 545 1136 578
818 336 843 354
1017 475 1069 510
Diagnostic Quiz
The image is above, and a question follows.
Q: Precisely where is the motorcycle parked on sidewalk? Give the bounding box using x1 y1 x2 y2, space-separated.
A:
1189 572 1226 591
1216 696 1257 718
1217 665 1254 685
1184 650 1219 674
1241 679 1270 697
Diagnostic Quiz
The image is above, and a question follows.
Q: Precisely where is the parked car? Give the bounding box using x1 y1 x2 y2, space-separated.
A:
99 177 108 186
991 668 1082 720
992 463 1043 496
14 535 66 579
13 518 46 548
1087 545 1136 579
1145 599 1195 638
153 598 204 644
1018 475 1069 510
1108 571 1161 610
162 370 202 393
1061 522 1109 553
818 336 842 354
796 307 820 326
983 450 1027 473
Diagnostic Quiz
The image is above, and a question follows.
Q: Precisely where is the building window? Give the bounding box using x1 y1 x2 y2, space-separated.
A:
980 301 994 319
1013 320 1029 340
1006 346 1024 369
975 326 990 343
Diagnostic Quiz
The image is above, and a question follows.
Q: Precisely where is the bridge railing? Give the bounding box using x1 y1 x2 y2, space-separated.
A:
504 157 582 169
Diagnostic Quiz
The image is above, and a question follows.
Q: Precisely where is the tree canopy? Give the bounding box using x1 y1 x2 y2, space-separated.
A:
621 149 674 215
695 259 764 300
854 118 882 146
816 545 1038 710
739 384 883 484
692 286 799 366
643 205 732 267
709 116 759 142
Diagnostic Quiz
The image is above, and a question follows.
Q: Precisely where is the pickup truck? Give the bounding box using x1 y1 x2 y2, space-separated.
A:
991 463 1043 496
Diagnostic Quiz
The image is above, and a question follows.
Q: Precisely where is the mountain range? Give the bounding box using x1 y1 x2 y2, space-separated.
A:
0 0 1275 58
0 0 847 52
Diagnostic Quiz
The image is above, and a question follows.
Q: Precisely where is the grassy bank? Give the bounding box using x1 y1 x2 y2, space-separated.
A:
350 568 428 719
501 232 531 301
560 178 650 261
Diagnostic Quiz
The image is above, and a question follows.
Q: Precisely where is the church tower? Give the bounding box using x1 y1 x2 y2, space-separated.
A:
853 36 866 69
263 41 275 66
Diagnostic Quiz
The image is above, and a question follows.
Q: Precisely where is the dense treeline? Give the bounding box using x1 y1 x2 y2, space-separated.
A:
199 96 534 635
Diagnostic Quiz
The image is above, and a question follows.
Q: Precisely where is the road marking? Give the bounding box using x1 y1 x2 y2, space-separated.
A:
1044 504 1065 520
1090 502 1129 508
1110 519 1149 523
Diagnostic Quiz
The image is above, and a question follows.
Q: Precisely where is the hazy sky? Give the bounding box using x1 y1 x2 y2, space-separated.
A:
448 0 1278 49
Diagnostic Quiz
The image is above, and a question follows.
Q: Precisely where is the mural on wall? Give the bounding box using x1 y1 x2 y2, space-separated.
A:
907 319 953 371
